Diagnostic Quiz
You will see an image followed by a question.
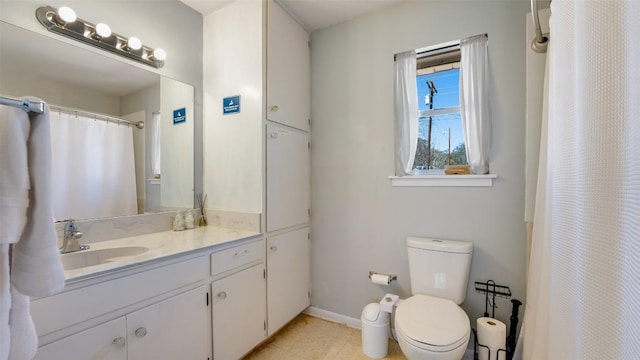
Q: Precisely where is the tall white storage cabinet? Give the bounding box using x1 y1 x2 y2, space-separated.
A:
265 0 311 336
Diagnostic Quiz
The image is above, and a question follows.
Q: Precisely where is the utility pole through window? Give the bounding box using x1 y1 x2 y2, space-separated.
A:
426 79 437 168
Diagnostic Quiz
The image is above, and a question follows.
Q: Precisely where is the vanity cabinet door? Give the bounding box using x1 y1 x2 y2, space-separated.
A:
126 286 209 360
212 263 266 360
267 227 311 335
34 317 127 360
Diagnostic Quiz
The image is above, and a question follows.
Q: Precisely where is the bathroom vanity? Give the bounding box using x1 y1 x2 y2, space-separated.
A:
30 226 274 360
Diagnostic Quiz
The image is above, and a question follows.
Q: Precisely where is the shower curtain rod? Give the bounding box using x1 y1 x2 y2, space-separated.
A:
0 95 45 113
530 0 550 53
1 95 144 129
49 104 145 129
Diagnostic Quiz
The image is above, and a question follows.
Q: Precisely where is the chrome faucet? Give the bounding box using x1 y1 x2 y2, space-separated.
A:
60 219 89 254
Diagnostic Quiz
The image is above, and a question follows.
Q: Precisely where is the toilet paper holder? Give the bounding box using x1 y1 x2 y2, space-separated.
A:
368 271 397 284
472 329 507 360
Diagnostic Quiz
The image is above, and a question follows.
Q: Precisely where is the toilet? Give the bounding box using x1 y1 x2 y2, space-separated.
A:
394 237 473 360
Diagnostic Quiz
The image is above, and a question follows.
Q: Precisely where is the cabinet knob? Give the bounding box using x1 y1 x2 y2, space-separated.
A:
269 246 278 252
217 291 227 300
135 327 148 338
270 105 279 112
269 132 279 139
112 337 126 348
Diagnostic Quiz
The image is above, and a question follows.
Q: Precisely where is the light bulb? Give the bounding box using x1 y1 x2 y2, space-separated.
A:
127 37 142 50
152 48 167 61
57 6 76 23
95 23 111 38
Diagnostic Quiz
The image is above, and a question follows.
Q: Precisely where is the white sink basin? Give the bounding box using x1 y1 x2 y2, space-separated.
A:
61 246 149 270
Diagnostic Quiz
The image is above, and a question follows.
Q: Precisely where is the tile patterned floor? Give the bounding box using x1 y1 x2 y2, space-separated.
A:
243 314 408 360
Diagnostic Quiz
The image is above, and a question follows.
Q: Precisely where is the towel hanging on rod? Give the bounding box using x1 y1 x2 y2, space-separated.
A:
0 95 45 114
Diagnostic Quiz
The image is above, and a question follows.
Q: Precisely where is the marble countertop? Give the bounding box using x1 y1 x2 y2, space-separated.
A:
62 226 261 283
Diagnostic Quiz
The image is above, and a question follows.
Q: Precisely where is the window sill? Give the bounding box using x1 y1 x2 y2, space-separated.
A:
389 174 496 187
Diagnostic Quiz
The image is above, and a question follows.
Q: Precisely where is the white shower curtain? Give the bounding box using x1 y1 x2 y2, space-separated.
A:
524 1 640 358
394 50 418 176
459 35 491 174
50 112 138 220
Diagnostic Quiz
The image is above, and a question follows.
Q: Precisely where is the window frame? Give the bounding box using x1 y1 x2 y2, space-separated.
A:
390 40 496 187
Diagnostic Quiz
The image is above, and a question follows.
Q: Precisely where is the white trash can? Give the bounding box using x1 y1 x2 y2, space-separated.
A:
361 303 389 358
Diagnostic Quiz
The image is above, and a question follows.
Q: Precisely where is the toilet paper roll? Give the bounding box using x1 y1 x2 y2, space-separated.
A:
477 317 506 360
370 274 391 285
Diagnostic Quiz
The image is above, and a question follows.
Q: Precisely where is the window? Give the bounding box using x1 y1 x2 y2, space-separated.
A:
392 35 494 186
413 46 466 175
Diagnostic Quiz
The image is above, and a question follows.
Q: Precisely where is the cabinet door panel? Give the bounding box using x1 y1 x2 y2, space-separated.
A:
267 227 310 335
126 286 208 360
266 123 310 232
34 317 126 360
267 0 310 131
212 264 266 360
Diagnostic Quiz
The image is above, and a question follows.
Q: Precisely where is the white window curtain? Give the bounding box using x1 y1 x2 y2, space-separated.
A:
393 50 418 176
50 112 138 220
523 0 640 358
459 35 491 174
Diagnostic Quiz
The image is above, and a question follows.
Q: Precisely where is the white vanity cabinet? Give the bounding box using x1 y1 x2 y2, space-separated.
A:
210 240 266 359
35 286 208 360
211 264 266 359
126 285 208 359
34 317 127 360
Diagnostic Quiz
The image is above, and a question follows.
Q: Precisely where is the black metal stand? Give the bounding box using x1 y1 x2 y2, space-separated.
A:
472 280 521 360
506 299 522 360
475 280 512 318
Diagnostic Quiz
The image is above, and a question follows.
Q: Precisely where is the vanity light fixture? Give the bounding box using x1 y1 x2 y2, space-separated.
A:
92 23 112 40
36 5 166 69
55 6 76 25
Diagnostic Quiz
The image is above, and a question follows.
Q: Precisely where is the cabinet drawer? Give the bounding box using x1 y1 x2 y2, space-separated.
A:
211 240 263 276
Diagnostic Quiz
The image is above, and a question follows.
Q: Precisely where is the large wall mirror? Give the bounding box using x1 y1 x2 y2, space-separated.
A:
0 21 195 221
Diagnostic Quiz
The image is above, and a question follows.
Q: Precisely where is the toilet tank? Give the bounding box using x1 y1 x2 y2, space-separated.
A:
407 237 473 304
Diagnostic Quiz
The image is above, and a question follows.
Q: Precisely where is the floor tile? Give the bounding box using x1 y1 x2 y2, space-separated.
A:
244 314 407 360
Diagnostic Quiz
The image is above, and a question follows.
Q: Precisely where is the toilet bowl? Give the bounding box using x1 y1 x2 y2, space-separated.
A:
395 294 470 360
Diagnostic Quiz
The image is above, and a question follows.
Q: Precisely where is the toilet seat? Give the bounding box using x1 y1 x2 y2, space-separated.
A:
395 294 470 352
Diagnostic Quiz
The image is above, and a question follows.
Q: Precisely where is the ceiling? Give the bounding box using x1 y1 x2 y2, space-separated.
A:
180 0 406 32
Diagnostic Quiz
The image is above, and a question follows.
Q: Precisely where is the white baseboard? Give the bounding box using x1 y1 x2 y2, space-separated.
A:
304 306 362 330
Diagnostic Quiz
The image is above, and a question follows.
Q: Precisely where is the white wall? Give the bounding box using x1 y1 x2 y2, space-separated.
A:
310 0 530 326
202 1 264 214
161 78 195 209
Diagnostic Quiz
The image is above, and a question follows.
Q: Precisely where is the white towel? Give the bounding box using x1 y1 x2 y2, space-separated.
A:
8 102 65 297
0 101 65 360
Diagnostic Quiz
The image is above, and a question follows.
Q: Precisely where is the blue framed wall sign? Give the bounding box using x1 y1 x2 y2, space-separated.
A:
173 108 186 124
223 95 240 115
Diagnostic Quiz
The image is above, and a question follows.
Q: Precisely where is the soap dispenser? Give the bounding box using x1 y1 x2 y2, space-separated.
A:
172 211 185 231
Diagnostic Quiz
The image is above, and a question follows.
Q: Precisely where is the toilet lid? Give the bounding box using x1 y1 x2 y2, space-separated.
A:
395 295 470 348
